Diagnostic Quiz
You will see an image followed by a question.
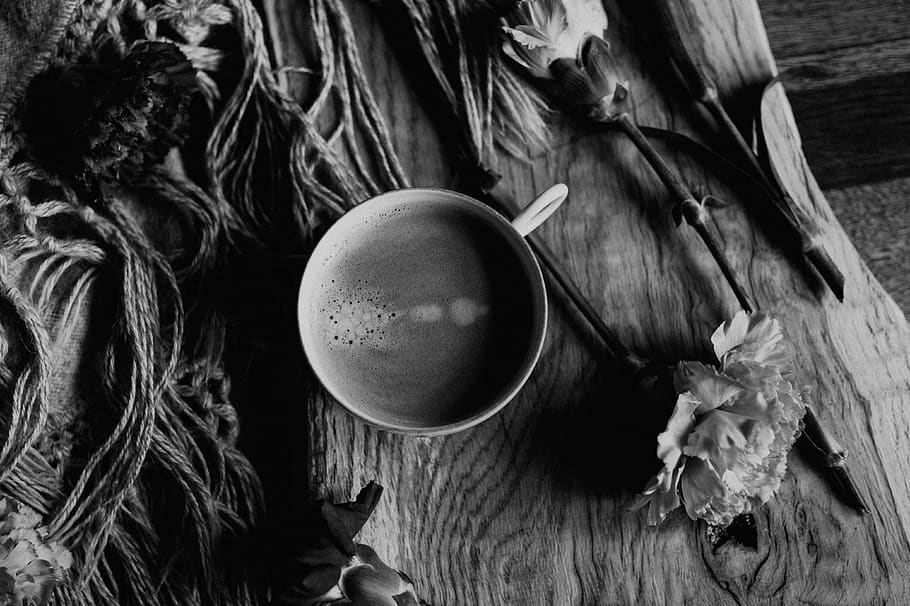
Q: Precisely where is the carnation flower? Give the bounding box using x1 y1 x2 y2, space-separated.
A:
0 498 72 606
501 0 628 118
635 312 807 527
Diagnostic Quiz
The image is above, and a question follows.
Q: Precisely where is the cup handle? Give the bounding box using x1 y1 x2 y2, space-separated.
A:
510 184 569 237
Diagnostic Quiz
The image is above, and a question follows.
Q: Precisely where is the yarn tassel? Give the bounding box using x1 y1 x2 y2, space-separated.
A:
200 0 413 246
372 0 551 168
0 160 266 605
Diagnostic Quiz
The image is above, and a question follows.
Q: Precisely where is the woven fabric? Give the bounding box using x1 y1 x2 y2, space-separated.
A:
0 0 77 135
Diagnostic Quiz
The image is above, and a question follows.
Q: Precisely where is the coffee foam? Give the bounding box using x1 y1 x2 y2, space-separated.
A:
317 279 399 351
318 279 491 353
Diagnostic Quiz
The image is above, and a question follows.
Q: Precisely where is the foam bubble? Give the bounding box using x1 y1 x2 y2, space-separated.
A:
318 278 400 351
409 304 443 322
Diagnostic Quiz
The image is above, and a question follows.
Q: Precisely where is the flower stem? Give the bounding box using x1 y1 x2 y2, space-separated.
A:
701 94 845 301
648 0 844 298
614 112 754 312
479 176 645 373
801 404 869 513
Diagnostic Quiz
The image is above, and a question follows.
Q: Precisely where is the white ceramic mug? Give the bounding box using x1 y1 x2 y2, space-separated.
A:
298 184 568 435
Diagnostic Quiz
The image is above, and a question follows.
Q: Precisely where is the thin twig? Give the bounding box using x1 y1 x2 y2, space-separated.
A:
615 112 754 312
802 404 869 513
478 175 645 374
702 91 845 301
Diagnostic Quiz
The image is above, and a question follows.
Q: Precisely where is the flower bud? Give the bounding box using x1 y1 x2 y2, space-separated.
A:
313 544 424 606
501 0 628 119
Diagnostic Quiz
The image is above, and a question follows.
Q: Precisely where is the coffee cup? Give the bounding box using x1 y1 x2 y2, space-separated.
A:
297 184 568 436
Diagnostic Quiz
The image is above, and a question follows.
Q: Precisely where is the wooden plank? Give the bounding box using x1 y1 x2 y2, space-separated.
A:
777 38 910 88
785 70 910 188
774 39 910 188
273 0 910 603
757 0 910 58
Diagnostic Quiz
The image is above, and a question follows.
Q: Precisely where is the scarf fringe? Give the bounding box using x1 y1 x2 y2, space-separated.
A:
204 0 408 245
383 0 550 167
1 122 262 606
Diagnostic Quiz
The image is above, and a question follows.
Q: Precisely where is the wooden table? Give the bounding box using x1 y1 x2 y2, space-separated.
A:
260 1 910 603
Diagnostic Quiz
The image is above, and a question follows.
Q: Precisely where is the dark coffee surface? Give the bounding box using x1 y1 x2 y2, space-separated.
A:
304 198 539 428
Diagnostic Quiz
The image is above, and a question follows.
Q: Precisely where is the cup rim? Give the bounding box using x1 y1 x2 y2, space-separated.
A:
297 187 548 436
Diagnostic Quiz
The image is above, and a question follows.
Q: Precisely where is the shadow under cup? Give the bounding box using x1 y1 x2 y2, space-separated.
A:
298 189 547 435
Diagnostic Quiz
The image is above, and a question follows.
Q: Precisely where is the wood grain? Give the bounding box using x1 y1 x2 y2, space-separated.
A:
824 176 910 314
269 0 910 603
777 40 910 189
756 0 910 58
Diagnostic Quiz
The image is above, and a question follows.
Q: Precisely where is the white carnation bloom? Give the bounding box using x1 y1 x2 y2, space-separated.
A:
636 312 807 527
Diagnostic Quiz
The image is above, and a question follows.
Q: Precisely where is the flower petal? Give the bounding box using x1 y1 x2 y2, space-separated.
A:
683 410 748 469
339 565 402 606
538 0 571 49
563 0 608 41
648 464 685 525
723 359 782 393
720 389 773 423
631 393 700 525
656 392 700 471
675 361 744 412
680 458 727 521
711 311 789 370
502 0 559 29
505 25 552 49
3 539 39 575
501 33 553 79
631 461 685 525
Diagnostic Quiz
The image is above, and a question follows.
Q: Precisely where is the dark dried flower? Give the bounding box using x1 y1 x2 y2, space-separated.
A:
23 40 197 191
